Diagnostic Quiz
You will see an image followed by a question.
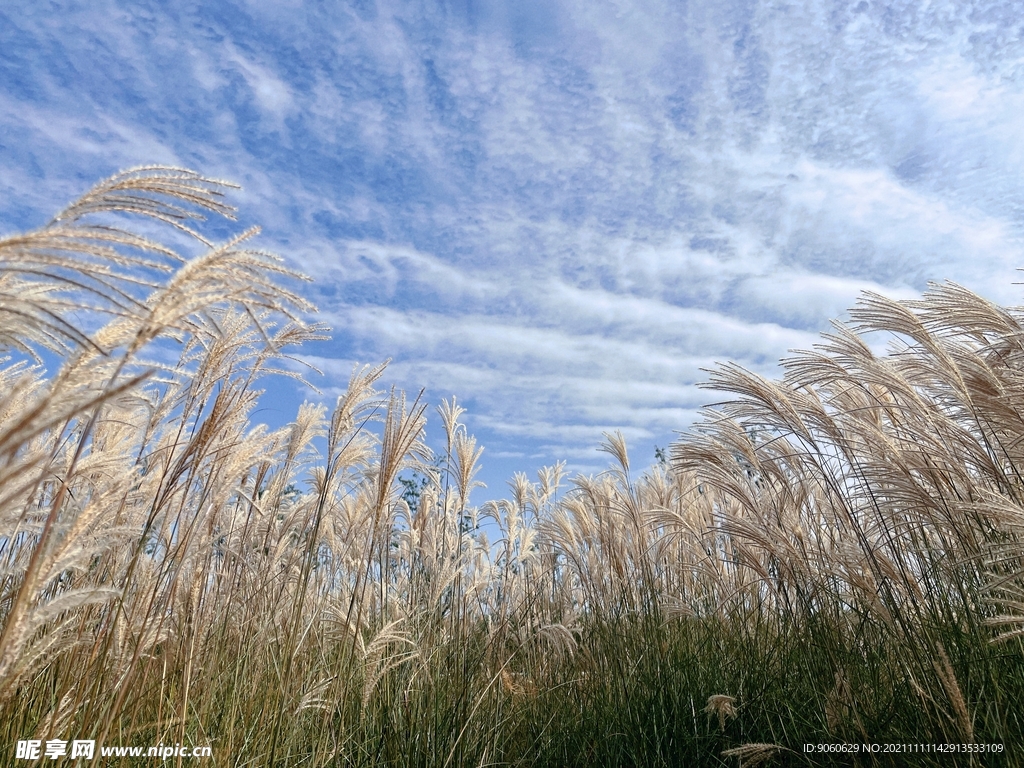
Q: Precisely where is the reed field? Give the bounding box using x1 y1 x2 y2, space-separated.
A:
1 168 1023 766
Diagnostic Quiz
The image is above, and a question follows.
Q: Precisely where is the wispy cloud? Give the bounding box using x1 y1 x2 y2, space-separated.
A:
3 0 1023 496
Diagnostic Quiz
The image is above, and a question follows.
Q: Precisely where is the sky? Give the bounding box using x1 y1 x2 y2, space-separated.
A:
2 1 1024 501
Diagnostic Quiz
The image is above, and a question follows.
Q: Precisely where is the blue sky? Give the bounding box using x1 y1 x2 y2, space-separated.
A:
3 1 1024 500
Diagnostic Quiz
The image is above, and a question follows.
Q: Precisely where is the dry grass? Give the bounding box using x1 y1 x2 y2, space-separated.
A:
1 168 1022 766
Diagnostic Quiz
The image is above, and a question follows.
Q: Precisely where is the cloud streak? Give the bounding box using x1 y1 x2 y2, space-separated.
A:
3 0 1024 494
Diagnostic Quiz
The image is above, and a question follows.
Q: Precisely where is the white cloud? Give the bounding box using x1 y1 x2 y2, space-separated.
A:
733 270 919 328
223 43 295 122
6 0 1024 500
